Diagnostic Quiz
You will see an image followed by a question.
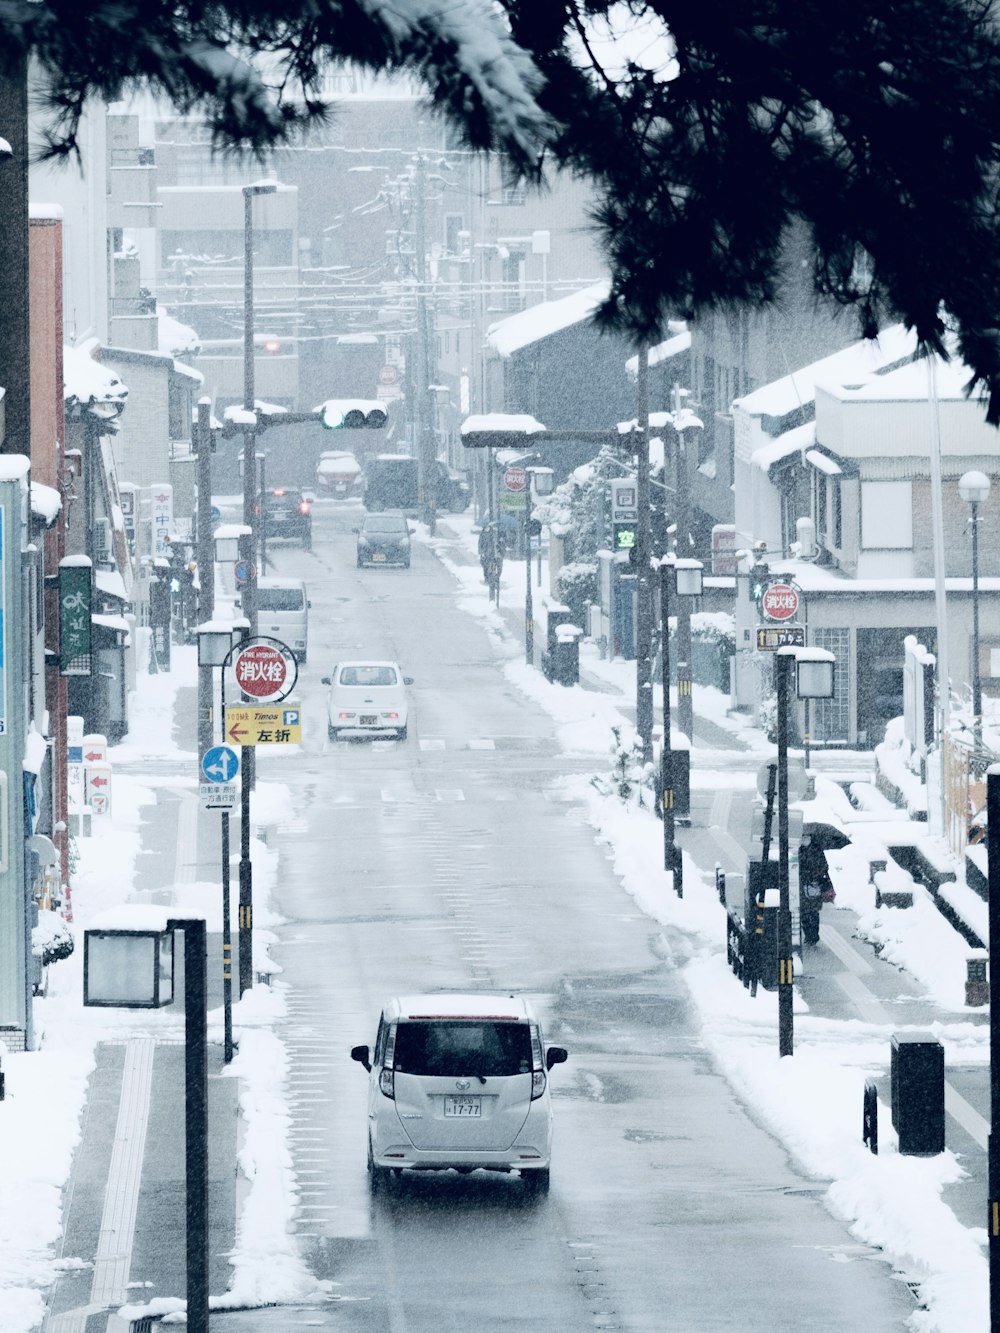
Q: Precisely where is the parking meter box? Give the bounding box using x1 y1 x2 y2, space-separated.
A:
890 1032 944 1154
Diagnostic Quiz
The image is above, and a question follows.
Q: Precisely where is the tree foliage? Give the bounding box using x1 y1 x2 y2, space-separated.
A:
501 0 1000 421
8 0 1000 418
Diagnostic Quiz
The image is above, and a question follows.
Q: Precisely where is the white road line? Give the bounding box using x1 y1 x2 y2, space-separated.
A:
174 791 200 886
705 823 748 872
945 1084 989 1149
834 972 892 1025
819 923 874 975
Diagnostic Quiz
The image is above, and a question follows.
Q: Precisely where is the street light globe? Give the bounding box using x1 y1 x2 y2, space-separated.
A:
959 470 991 506
530 466 555 497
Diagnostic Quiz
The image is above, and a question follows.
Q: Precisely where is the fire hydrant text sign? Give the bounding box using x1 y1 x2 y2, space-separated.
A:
226 704 302 746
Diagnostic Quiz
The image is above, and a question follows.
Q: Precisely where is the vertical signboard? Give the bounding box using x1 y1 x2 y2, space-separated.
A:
120 484 137 556
150 483 173 558
0 506 6 736
0 473 28 1036
59 560 92 677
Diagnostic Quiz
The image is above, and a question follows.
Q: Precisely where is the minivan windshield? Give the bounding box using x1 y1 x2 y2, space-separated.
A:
258 588 304 611
363 516 408 534
338 665 398 687
392 1021 532 1078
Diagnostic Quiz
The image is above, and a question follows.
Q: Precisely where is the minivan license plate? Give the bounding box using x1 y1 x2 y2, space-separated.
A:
373 553 386 561
444 1096 481 1117
360 715 377 725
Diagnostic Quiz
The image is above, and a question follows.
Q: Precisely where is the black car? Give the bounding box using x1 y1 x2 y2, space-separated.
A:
436 462 471 513
264 487 312 548
356 512 412 568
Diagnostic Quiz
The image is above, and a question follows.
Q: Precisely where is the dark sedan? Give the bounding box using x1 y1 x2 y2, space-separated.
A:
264 487 312 548
356 512 412 568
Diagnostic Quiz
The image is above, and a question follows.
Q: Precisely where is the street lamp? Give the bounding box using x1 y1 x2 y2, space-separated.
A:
524 465 554 666
985 766 1000 1333
197 619 249 1059
659 556 703 896
84 911 209 1333
959 470 990 747
775 645 835 1056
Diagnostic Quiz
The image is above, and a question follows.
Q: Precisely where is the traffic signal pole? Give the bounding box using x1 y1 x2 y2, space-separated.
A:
635 348 654 765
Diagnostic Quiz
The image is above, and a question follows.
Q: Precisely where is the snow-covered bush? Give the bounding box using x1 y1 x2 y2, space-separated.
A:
33 908 75 966
556 561 598 628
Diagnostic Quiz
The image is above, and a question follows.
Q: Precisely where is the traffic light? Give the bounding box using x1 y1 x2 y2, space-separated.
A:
750 559 771 602
318 398 388 430
613 522 637 568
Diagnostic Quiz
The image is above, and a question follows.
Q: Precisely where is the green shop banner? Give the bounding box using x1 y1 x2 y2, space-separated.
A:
59 563 92 676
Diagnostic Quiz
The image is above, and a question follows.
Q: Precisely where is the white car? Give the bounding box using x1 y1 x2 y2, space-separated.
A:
322 660 412 740
351 993 568 1194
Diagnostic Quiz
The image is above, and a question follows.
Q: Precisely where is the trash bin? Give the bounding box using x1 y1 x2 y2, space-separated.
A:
552 624 582 686
890 1032 944 1154
542 606 575 682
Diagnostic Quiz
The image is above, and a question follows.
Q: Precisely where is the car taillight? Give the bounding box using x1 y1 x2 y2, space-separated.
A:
338 711 354 720
379 1067 395 1099
299 501 310 515
382 712 399 720
531 1070 546 1100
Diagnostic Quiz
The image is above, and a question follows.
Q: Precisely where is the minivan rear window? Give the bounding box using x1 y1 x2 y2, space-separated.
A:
392 1021 532 1078
258 588 304 611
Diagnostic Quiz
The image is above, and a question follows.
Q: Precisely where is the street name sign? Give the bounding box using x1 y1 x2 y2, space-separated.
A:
757 624 806 651
226 703 303 746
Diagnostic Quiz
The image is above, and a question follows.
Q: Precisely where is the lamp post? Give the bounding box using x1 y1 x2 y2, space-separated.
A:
197 619 249 1060
670 387 703 743
83 912 209 1333
523 465 554 666
775 646 835 1056
986 766 1000 1333
659 556 703 896
959 470 990 748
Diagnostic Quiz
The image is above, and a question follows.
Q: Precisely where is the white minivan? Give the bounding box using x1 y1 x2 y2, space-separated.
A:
351 993 568 1194
257 577 309 663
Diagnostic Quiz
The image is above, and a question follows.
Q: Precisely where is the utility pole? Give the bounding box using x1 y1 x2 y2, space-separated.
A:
0 57 30 457
635 348 654 765
673 384 695 742
195 399 214 766
414 156 437 533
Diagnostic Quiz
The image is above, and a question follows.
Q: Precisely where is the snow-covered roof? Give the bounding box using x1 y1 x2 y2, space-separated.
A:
735 325 918 420
29 203 63 221
173 361 204 385
22 727 47 776
818 350 985 404
64 343 129 414
487 283 608 358
0 456 31 483
625 328 691 378
92 613 131 636
157 306 201 358
752 421 815 473
30 482 61 524
95 570 128 601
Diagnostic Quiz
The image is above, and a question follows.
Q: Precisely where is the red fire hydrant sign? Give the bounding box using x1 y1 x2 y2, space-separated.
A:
233 643 290 701
761 582 800 622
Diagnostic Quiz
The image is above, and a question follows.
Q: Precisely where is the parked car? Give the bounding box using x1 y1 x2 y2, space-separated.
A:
263 487 311 548
350 993 568 1194
356 512 412 568
257 577 310 663
316 450 364 499
322 660 412 740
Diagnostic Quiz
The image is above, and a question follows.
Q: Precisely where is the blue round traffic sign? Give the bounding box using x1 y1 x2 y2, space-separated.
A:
201 745 240 783
211 505 222 528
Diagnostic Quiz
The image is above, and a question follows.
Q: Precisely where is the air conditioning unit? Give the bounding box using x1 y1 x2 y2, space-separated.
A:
93 518 111 562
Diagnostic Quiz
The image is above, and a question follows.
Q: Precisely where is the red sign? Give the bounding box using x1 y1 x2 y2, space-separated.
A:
234 643 288 700
503 467 527 492
378 365 398 385
761 582 800 622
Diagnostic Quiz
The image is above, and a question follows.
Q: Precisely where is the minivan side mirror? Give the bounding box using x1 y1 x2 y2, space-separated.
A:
403 676 414 686
408 526 415 535
351 1044 372 1072
545 1046 568 1070
321 675 331 685
307 600 312 608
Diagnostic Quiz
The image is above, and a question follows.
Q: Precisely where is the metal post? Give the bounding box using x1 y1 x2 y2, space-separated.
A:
525 479 534 666
660 562 679 893
972 500 982 747
635 348 654 765
167 917 209 1333
239 189 258 980
415 155 435 532
674 393 695 742
258 452 268 577
987 770 1000 1333
221 811 233 1062
776 651 794 1056
196 401 214 767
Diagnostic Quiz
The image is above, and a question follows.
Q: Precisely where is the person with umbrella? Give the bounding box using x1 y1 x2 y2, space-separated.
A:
798 822 850 944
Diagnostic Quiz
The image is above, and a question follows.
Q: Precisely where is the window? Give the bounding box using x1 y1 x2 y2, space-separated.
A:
338 665 399 687
392 1021 532 1077
832 480 842 548
257 588 304 612
811 627 850 742
861 481 912 549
